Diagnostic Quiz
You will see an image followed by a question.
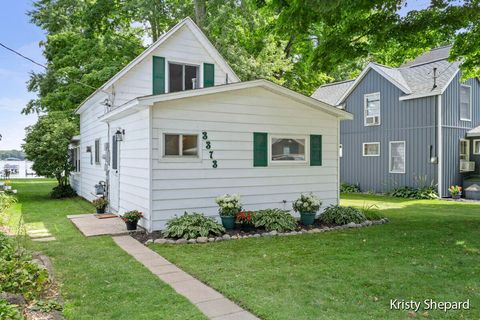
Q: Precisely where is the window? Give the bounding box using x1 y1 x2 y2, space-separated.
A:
112 136 118 170
474 140 480 155
389 141 405 173
364 93 380 126
271 137 306 162
169 63 199 93
94 139 101 164
71 147 80 172
163 134 198 157
339 144 343 158
460 139 469 161
363 142 380 156
460 85 472 121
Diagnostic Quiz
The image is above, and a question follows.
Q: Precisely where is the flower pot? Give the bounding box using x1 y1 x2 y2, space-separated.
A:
452 193 461 200
220 216 235 230
96 207 106 214
125 220 138 231
300 213 316 226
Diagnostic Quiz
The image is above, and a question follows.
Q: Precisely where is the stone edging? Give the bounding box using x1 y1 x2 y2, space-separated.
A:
145 218 389 245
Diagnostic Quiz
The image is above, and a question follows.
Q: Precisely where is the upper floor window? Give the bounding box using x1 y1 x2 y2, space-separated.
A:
364 93 380 126
460 139 469 161
460 85 472 121
363 142 380 156
169 63 199 93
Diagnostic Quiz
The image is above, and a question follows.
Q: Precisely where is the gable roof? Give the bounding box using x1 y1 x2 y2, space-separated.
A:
76 17 240 113
98 79 353 122
312 46 461 105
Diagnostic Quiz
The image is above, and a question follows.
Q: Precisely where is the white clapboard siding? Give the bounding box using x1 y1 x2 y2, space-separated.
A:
109 108 151 229
111 24 233 107
151 86 341 228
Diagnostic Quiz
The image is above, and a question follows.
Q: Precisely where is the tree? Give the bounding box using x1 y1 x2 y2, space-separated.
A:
23 113 78 191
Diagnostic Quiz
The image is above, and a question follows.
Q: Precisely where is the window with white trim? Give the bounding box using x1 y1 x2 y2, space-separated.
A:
460 139 469 160
460 85 472 121
474 140 480 155
271 136 306 162
169 63 199 93
71 146 80 172
363 142 380 156
163 134 199 157
94 139 101 164
364 92 380 126
389 141 405 173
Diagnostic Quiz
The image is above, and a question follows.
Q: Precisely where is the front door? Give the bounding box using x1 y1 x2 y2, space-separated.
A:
109 135 120 212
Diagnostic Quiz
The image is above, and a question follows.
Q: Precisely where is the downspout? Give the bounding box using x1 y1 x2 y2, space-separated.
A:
105 120 111 213
437 94 443 197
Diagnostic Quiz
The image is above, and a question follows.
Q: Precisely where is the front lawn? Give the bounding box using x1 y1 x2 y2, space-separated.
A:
152 194 480 319
3 180 205 320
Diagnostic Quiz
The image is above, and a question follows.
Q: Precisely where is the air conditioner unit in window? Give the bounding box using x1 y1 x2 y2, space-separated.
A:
365 116 379 125
460 160 475 172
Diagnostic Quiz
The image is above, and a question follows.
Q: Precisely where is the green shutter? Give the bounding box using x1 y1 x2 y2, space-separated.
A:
310 135 322 166
152 56 165 94
253 132 268 167
203 63 215 88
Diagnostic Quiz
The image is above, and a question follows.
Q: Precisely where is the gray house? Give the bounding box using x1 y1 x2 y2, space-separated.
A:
312 46 480 197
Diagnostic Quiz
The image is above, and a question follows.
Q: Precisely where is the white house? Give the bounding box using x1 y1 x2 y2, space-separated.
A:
70 17 352 231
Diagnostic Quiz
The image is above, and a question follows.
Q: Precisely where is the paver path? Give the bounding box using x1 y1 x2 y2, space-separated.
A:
113 236 259 320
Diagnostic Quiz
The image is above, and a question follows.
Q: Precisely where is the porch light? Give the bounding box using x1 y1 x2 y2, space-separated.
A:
115 129 124 141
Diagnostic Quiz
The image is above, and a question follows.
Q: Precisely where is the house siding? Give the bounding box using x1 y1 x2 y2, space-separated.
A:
340 69 437 192
150 87 340 230
441 74 480 196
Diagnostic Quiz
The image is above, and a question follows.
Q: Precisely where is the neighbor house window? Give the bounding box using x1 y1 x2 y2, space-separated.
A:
164 134 198 157
389 141 405 173
271 136 306 162
460 139 470 160
363 142 380 156
94 139 101 164
474 140 480 155
364 92 380 126
169 63 199 93
460 85 472 121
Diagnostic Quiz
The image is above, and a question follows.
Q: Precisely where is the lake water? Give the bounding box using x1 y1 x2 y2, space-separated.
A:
0 160 40 179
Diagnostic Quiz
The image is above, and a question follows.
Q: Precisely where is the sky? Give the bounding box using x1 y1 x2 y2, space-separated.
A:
0 0 432 151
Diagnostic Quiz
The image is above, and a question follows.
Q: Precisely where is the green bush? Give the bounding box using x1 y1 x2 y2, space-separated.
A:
320 205 366 225
360 204 382 220
254 209 297 232
0 300 23 320
0 233 49 300
50 185 77 199
388 186 437 199
0 193 17 213
163 212 225 239
340 182 360 193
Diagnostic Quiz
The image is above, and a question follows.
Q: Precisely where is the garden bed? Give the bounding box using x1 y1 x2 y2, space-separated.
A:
132 218 389 245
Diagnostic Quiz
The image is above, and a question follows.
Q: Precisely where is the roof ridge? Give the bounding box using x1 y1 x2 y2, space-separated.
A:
319 79 355 88
401 57 451 68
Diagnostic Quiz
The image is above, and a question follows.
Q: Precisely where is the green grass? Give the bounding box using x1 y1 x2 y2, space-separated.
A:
3 179 205 320
151 193 480 319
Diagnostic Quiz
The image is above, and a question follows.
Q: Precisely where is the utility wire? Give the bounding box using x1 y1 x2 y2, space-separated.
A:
0 41 107 93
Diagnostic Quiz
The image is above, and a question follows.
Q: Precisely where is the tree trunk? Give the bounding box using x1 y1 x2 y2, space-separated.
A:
194 0 207 28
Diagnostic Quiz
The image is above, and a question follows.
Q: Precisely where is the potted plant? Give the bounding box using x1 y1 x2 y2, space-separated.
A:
92 197 108 213
235 211 255 232
122 210 143 230
215 194 242 229
293 193 321 226
448 185 462 200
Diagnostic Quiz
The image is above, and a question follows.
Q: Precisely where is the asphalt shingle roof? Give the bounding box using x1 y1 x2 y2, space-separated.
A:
311 80 354 105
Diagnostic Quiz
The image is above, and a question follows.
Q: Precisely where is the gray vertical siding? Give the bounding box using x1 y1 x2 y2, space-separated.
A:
340 69 437 192
441 74 480 196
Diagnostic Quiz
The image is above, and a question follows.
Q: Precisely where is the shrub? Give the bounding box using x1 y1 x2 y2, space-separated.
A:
92 197 108 209
361 204 382 220
320 205 366 225
50 185 76 199
0 300 23 320
389 186 437 199
0 233 49 300
122 210 143 222
292 193 321 214
0 193 17 212
340 182 360 193
254 209 297 232
215 194 242 216
164 212 225 239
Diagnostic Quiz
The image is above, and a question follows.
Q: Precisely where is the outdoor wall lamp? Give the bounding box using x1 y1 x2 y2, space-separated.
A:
115 129 125 141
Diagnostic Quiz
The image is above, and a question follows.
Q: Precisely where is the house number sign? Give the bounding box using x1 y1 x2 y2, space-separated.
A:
202 131 218 168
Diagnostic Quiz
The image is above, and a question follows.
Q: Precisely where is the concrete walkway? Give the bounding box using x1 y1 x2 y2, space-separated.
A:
68 214 130 236
113 236 259 320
